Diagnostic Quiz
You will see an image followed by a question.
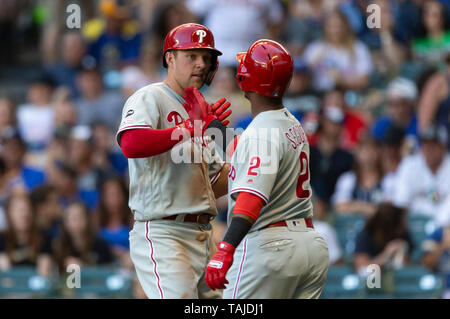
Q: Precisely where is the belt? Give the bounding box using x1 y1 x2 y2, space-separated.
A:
163 213 212 224
262 218 314 230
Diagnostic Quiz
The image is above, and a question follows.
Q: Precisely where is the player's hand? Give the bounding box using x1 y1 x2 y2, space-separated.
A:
205 241 235 290
176 119 195 138
183 87 217 134
211 97 232 126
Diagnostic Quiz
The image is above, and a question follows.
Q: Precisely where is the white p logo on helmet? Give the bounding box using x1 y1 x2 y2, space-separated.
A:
195 30 207 43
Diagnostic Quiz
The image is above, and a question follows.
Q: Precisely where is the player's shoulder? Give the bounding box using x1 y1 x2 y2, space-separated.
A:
124 82 167 105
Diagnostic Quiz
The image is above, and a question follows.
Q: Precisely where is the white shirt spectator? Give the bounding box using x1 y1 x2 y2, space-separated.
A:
436 194 450 227
313 220 343 265
331 171 384 207
186 0 283 67
17 104 54 149
393 153 450 224
302 40 373 91
381 171 398 203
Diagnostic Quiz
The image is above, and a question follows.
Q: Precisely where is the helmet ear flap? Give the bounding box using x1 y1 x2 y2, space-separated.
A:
205 57 219 86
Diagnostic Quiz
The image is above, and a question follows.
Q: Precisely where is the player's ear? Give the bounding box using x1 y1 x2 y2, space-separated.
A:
165 51 176 68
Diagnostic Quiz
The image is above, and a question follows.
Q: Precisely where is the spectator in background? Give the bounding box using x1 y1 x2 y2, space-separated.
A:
354 203 412 275
91 122 128 177
16 76 55 152
82 0 141 75
332 137 384 217
363 0 407 77
30 185 62 240
418 55 450 149
321 88 368 151
120 39 164 98
412 0 450 66
151 0 198 52
0 192 53 277
393 125 450 225
309 105 354 219
75 66 124 132
282 0 339 56
379 125 406 203
0 128 46 194
52 90 78 129
187 0 284 67
95 177 132 269
0 96 16 137
47 160 92 211
67 126 102 210
44 32 87 99
53 201 114 274
0 157 8 232
372 77 419 154
302 10 373 92
283 59 321 117
422 224 450 299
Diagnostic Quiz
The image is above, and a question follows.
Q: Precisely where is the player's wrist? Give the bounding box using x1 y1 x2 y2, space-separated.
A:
217 241 236 253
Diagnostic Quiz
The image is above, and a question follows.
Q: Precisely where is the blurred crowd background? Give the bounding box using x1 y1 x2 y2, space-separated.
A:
0 0 450 299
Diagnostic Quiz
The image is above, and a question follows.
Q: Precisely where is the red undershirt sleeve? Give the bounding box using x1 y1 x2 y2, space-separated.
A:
232 191 265 222
119 127 185 158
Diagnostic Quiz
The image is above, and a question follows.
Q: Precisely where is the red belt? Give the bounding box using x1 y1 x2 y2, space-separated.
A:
262 218 314 230
163 213 212 224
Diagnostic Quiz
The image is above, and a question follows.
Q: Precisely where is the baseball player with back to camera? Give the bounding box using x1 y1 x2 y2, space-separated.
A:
184 39 330 298
116 23 233 299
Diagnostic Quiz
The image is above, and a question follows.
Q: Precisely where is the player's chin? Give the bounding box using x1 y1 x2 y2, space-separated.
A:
189 76 205 88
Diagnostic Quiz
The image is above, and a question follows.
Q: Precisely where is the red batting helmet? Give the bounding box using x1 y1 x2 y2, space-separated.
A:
236 39 293 98
163 23 222 85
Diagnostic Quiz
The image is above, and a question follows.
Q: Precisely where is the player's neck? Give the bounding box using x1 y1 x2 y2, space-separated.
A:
248 92 283 118
251 105 284 118
163 77 185 98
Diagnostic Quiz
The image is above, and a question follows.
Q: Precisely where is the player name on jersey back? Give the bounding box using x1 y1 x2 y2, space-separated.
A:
227 108 314 231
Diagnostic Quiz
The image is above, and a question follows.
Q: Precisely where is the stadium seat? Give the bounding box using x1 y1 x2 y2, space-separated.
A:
393 266 443 299
333 214 367 263
320 265 366 299
407 215 437 263
62 266 133 299
0 267 53 298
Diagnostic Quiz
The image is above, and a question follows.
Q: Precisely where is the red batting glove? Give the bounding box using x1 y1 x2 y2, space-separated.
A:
183 87 217 134
205 241 235 290
211 97 232 126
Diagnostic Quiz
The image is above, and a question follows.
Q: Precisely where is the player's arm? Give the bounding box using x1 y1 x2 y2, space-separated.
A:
205 192 265 290
119 124 190 158
211 137 240 198
211 164 230 198
418 73 447 132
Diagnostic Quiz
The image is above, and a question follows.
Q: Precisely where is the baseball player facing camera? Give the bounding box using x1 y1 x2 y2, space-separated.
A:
193 39 330 298
116 23 232 299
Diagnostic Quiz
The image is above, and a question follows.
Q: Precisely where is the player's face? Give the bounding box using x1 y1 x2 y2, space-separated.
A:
169 49 213 89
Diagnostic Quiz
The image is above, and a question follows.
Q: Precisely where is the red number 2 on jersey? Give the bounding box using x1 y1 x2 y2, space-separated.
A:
296 151 310 198
247 156 261 176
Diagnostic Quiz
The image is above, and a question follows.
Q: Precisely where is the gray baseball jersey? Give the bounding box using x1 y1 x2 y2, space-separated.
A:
224 107 329 299
116 82 223 222
227 107 313 230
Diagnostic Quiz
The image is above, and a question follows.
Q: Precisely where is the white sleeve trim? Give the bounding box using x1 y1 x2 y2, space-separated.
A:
115 124 152 146
230 187 269 204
